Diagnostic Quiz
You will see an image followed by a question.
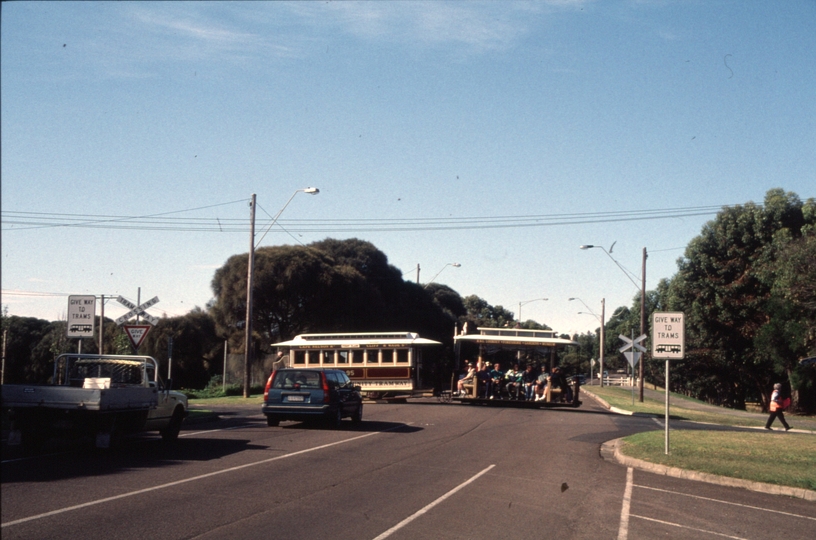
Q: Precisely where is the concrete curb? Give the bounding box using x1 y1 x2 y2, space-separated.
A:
601 438 816 501
581 388 658 417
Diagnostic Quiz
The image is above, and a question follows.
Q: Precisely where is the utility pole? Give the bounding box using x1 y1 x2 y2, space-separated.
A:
639 247 647 401
99 295 104 354
416 263 420 284
600 298 605 387
243 194 256 398
1 329 7 385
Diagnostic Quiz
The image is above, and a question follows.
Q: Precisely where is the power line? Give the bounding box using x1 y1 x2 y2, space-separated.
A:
2 204 729 233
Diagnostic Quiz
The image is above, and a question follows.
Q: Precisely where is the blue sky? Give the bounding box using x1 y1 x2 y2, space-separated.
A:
2 1 814 336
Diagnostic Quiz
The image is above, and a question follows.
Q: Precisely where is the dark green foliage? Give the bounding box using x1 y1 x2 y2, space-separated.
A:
461 295 516 329
208 238 460 389
666 189 816 411
137 309 223 389
1 316 53 383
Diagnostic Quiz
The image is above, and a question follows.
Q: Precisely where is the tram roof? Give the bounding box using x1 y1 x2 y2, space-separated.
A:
454 327 578 347
273 332 442 347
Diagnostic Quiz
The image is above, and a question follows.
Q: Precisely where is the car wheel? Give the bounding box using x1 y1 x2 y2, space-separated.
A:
266 415 280 427
161 406 185 442
352 403 363 424
331 407 343 429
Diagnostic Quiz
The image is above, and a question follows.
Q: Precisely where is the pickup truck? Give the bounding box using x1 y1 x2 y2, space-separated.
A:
2 354 187 449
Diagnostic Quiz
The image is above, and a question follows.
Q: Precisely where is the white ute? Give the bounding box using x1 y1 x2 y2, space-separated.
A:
2 354 187 449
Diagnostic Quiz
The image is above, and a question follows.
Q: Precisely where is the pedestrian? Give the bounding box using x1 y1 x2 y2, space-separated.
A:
765 383 792 431
272 350 289 371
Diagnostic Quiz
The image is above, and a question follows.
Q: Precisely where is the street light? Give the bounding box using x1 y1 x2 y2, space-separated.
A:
244 188 320 398
569 297 598 318
580 244 646 399
574 298 606 387
517 297 548 324
423 263 461 288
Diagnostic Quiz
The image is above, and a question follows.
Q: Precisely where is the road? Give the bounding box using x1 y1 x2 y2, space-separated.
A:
2 399 814 539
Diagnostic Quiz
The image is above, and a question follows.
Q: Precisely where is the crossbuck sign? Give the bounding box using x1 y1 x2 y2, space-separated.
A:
619 333 647 369
115 296 160 326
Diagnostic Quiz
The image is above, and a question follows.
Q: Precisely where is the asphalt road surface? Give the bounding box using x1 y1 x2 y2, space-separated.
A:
2 399 814 539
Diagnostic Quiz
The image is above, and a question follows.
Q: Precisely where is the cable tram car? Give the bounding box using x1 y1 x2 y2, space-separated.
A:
272 332 442 400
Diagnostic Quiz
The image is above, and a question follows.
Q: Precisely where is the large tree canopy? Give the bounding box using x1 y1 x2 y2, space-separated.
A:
666 189 816 410
209 238 458 354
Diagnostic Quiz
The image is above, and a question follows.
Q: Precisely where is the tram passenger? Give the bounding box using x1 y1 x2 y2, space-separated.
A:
521 364 537 401
488 362 504 399
476 362 491 398
534 367 550 401
504 364 522 399
549 367 571 402
457 361 475 396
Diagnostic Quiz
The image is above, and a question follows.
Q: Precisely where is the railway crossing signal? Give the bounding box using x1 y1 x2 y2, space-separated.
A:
116 294 160 352
619 333 647 368
115 296 160 326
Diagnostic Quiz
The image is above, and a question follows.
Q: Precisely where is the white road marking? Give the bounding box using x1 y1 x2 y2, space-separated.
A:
371 464 496 540
635 484 816 521
630 514 748 539
179 425 249 437
651 417 664 427
617 467 634 540
2 425 408 529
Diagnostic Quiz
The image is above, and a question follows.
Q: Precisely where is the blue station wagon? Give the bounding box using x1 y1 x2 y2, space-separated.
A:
262 368 363 428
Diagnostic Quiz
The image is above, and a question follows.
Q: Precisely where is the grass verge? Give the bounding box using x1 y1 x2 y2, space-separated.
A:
587 385 766 427
620 430 816 491
186 394 264 406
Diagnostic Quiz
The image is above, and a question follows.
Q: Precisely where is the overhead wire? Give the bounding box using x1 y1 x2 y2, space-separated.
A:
2 204 729 233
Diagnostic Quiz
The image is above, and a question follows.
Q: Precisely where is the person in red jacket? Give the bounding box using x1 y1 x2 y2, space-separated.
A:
765 383 792 431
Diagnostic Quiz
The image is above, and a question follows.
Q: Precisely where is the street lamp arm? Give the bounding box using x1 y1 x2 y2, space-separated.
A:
424 263 461 288
517 297 548 322
569 297 598 317
579 245 640 290
255 188 320 248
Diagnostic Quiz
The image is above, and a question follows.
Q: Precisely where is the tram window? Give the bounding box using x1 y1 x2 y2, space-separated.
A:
366 349 379 364
324 350 336 365
382 349 394 363
396 349 409 363
293 350 306 365
351 350 364 364
308 351 321 365
337 351 348 364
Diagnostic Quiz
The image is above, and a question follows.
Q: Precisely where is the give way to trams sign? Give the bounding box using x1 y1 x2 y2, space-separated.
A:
124 325 152 351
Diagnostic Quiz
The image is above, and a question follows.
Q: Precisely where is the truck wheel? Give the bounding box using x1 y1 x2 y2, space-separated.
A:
266 415 280 427
161 406 184 442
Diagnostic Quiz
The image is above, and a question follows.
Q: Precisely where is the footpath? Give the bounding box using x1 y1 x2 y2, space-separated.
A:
582 386 816 501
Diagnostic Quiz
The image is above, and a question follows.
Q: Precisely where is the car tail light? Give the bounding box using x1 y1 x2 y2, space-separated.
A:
321 372 330 403
264 371 276 401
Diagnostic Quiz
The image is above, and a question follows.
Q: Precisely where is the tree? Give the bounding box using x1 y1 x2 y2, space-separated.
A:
667 189 815 409
0 315 52 383
461 295 515 329
209 238 459 388
138 309 223 389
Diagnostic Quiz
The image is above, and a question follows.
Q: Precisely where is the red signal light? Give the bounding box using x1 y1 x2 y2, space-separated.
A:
321 372 330 403
264 371 276 401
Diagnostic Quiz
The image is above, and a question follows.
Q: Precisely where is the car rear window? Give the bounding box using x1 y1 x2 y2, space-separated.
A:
272 370 322 389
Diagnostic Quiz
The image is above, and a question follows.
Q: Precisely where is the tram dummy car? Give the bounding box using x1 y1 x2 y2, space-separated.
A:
453 327 582 407
271 332 442 399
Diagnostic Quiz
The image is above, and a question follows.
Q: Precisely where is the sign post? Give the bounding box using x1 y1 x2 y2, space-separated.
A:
651 312 685 455
619 333 646 405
